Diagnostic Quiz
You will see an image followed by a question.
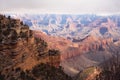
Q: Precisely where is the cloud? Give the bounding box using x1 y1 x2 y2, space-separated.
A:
0 0 120 14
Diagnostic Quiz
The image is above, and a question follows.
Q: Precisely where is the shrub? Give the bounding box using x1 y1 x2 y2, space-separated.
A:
8 16 11 20
0 73 4 80
20 31 28 38
3 29 10 36
31 63 73 80
95 54 120 80
48 49 60 56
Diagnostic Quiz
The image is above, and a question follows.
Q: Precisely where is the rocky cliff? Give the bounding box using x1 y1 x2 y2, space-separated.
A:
0 14 72 80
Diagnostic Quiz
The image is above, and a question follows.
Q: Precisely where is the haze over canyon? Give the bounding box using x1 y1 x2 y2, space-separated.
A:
7 14 120 76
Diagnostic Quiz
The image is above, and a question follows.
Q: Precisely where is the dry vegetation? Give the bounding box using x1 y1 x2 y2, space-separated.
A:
95 53 120 80
0 14 72 80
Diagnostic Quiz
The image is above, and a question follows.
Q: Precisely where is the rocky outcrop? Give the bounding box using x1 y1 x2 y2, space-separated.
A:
0 14 72 80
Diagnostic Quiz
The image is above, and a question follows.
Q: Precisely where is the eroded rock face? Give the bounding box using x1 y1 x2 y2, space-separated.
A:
0 15 31 44
0 14 73 80
34 30 120 76
10 14 120 39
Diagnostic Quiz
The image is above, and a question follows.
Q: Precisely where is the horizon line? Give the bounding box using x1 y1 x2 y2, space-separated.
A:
1 9 120 16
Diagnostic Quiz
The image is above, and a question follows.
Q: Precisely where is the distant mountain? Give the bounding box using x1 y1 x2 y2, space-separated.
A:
9 14 120 39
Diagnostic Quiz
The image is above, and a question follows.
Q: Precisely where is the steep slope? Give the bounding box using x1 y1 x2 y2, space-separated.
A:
34 30 120 76
0 14 72 80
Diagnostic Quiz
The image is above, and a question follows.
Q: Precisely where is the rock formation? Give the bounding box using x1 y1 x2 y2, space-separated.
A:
0 14 72 80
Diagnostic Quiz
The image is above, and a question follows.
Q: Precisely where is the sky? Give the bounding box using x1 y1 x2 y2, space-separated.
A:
0 0 120 14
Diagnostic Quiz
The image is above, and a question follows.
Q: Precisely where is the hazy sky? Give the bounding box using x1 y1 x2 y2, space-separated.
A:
1 0 120 14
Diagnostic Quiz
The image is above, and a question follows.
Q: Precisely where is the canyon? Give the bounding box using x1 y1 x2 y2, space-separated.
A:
2 14 120 80
8 14 120 76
